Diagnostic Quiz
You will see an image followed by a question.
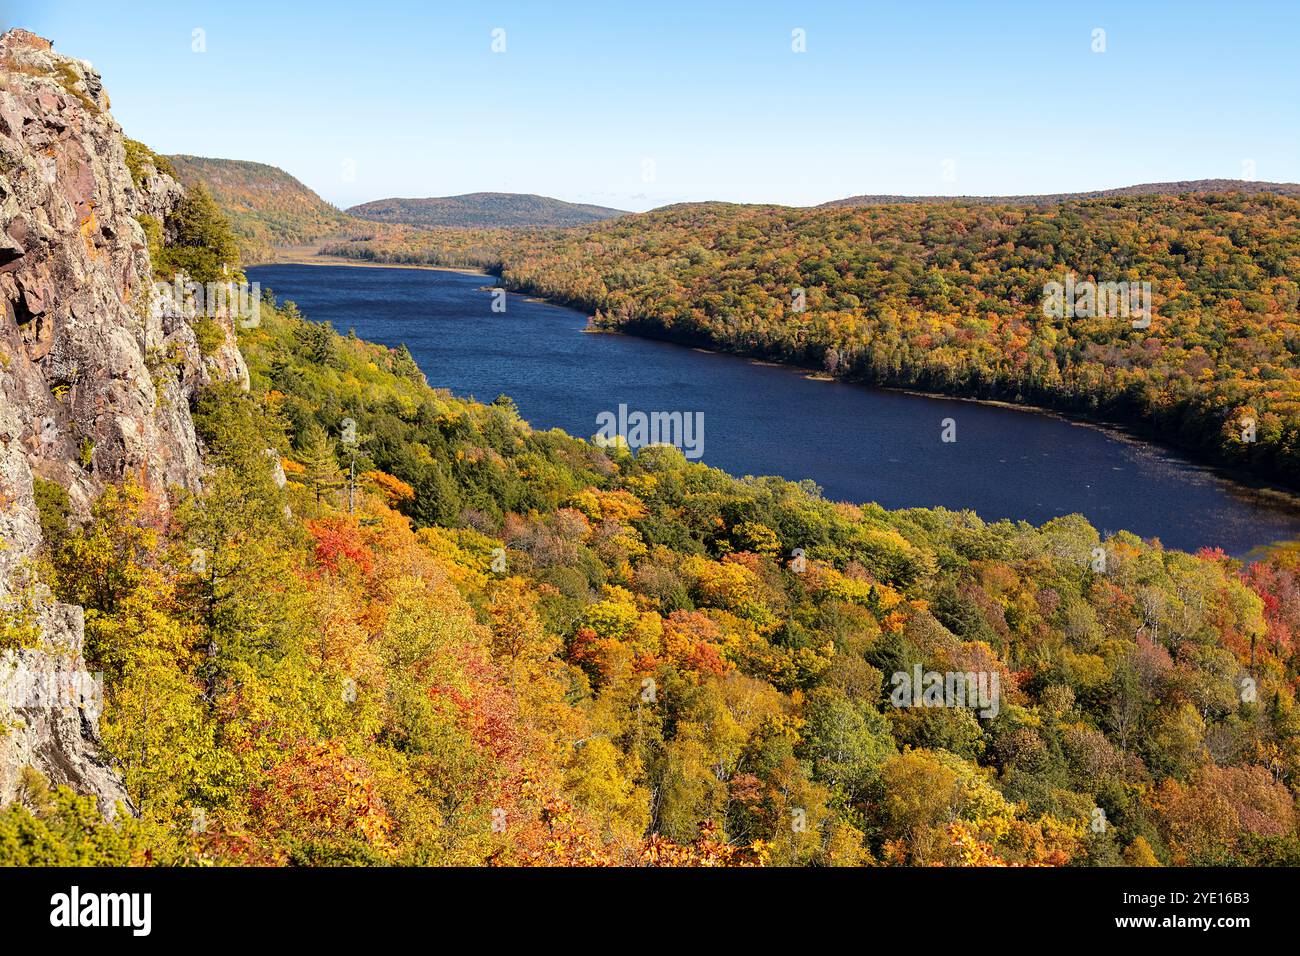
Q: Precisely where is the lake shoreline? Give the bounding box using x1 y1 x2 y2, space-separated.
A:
247 259 1300 538
245 249 489 277
587 317 1300 513
590 325 1300 516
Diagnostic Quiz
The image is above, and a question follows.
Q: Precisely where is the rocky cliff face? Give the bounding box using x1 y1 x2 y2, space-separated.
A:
0 28 247 813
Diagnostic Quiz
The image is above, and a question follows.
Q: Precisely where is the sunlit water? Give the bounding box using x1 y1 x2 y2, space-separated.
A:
249 264 1300 556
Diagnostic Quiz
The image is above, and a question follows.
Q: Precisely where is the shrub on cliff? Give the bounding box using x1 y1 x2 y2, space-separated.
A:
155 182 240 284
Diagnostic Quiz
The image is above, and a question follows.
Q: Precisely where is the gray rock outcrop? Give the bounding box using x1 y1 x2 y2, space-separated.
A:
0 28 248 814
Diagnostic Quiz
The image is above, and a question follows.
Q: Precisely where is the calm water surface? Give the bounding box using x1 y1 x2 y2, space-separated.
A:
249 264 1300 556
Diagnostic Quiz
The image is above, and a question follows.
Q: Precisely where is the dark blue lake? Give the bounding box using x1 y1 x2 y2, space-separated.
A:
248 263 1300 557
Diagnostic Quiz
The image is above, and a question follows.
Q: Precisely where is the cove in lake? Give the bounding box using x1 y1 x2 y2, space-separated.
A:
248 264 1300 557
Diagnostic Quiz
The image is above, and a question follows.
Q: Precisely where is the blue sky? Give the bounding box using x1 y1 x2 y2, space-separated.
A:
7 0 1298 210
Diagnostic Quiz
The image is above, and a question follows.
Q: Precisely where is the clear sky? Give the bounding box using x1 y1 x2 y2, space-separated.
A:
6 0 1298 211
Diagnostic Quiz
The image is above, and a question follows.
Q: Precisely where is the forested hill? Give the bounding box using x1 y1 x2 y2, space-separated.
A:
321 190 1300 492
347 192 628 228
167 158 630 260
821 179 1300 207
168 155 352 261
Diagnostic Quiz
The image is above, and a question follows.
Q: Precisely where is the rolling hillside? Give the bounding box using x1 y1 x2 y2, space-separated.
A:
167 155 353 262
821 179 1300 207
348 192 628 228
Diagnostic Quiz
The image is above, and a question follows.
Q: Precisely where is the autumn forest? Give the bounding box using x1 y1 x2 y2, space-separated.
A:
8 183 1300 867
4 11 1300 898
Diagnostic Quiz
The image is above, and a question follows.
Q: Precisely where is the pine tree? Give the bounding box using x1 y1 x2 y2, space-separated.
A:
298 423 343 505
